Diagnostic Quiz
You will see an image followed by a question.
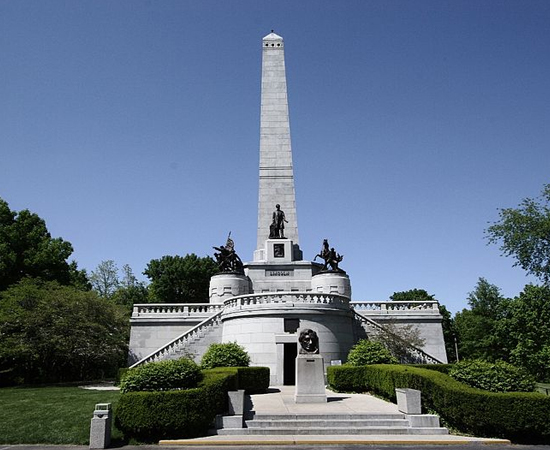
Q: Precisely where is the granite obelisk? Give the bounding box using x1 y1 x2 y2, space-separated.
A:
255 31 300 261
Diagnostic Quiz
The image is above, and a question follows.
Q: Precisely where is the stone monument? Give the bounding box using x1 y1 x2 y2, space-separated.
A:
295 328 327 403
126 32 449 383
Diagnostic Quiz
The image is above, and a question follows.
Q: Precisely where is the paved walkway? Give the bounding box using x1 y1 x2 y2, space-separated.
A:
160 386 511 446
246 386 401 415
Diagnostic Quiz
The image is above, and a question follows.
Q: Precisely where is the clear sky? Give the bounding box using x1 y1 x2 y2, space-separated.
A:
1 1 549 313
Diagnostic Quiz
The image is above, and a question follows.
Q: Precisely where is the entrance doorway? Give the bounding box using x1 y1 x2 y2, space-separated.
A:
283 342 297 385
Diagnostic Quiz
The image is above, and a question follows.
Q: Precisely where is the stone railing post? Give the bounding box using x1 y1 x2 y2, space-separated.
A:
89 403 112 449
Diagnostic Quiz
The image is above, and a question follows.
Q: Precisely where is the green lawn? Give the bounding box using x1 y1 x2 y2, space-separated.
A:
0 386 122 444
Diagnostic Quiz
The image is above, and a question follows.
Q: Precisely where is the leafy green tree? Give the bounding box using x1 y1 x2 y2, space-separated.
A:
390 288 455 361
112 264 149 308
144 254 218 303
0 278 128 384
390 288 434 302
0 197 83 291
68 261 92 291
486 184 550 284
90 260 120 299
506 284 550 382
454 278 510 362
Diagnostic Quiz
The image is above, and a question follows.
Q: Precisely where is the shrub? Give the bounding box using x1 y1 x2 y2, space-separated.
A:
449 360 535 393
327 364 550 443
206 366 270 393
346 339 398 366
201 342 250 369
119 358 202 393
115 369 235 442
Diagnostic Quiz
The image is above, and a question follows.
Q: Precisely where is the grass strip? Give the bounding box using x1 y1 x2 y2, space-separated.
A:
0 386 121 444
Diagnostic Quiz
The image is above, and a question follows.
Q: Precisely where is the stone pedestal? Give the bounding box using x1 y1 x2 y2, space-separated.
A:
396 388 421 414
311 271 351 298
89 403 112 449
209 273 251 304
294 354 327 403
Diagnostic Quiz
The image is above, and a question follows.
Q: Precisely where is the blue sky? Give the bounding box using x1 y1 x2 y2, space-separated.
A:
1 1 549 313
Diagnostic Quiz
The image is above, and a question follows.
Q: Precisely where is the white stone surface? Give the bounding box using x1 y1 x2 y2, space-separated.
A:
396 388 421 414
295 355 327 403
209 273 252 304
89 404 112 449
257 32 300 253
228 389 245 415
311 272 352 298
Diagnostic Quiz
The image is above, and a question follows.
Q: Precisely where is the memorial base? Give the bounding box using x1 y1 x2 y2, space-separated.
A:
294 354 327 403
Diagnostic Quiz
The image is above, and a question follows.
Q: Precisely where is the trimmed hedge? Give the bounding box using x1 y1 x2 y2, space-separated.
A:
327 364 550 444
409 364 454 374
115 369 235 442
206 366 270 393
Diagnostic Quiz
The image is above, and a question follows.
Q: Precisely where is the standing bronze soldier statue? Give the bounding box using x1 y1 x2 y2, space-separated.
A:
269 204 288 238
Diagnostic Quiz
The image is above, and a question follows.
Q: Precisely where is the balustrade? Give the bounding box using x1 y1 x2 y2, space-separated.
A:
350 301 439 313
132 303 224 318
223 291 350 310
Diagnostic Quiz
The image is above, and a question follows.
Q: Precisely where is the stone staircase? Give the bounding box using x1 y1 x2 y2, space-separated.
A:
166 318 223 363
217 413 448 436
130 310 224 368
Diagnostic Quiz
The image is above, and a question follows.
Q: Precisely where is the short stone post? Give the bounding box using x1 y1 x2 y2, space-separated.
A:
396 388 421 414
228 389 245 415
90 403 112 449
216 390 245 429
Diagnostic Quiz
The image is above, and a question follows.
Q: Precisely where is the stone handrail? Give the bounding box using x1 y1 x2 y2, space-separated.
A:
350 301 440 313
129 308 224 368
224 291 350 310
132 303 224 318
354 310 444 365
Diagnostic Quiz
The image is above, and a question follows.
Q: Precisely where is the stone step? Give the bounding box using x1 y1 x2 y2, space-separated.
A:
246 419 410 428
219 427 411 436
219 426 449 436
248 413 406 421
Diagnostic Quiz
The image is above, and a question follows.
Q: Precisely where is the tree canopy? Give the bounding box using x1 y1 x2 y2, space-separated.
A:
144 254 218 303
0 197 86 291
454 278 510 362
390 288 435 302
0 278 128 384
486 184 550 284
454 279 550 382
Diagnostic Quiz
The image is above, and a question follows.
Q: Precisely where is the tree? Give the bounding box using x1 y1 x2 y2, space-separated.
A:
90 260 120 299
0 278 128 384
506 284 550 382
112 264 149 308
0 197 83 291
144 254 218 303
390 288 434 302
487 184 550 284
454 278 510 362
